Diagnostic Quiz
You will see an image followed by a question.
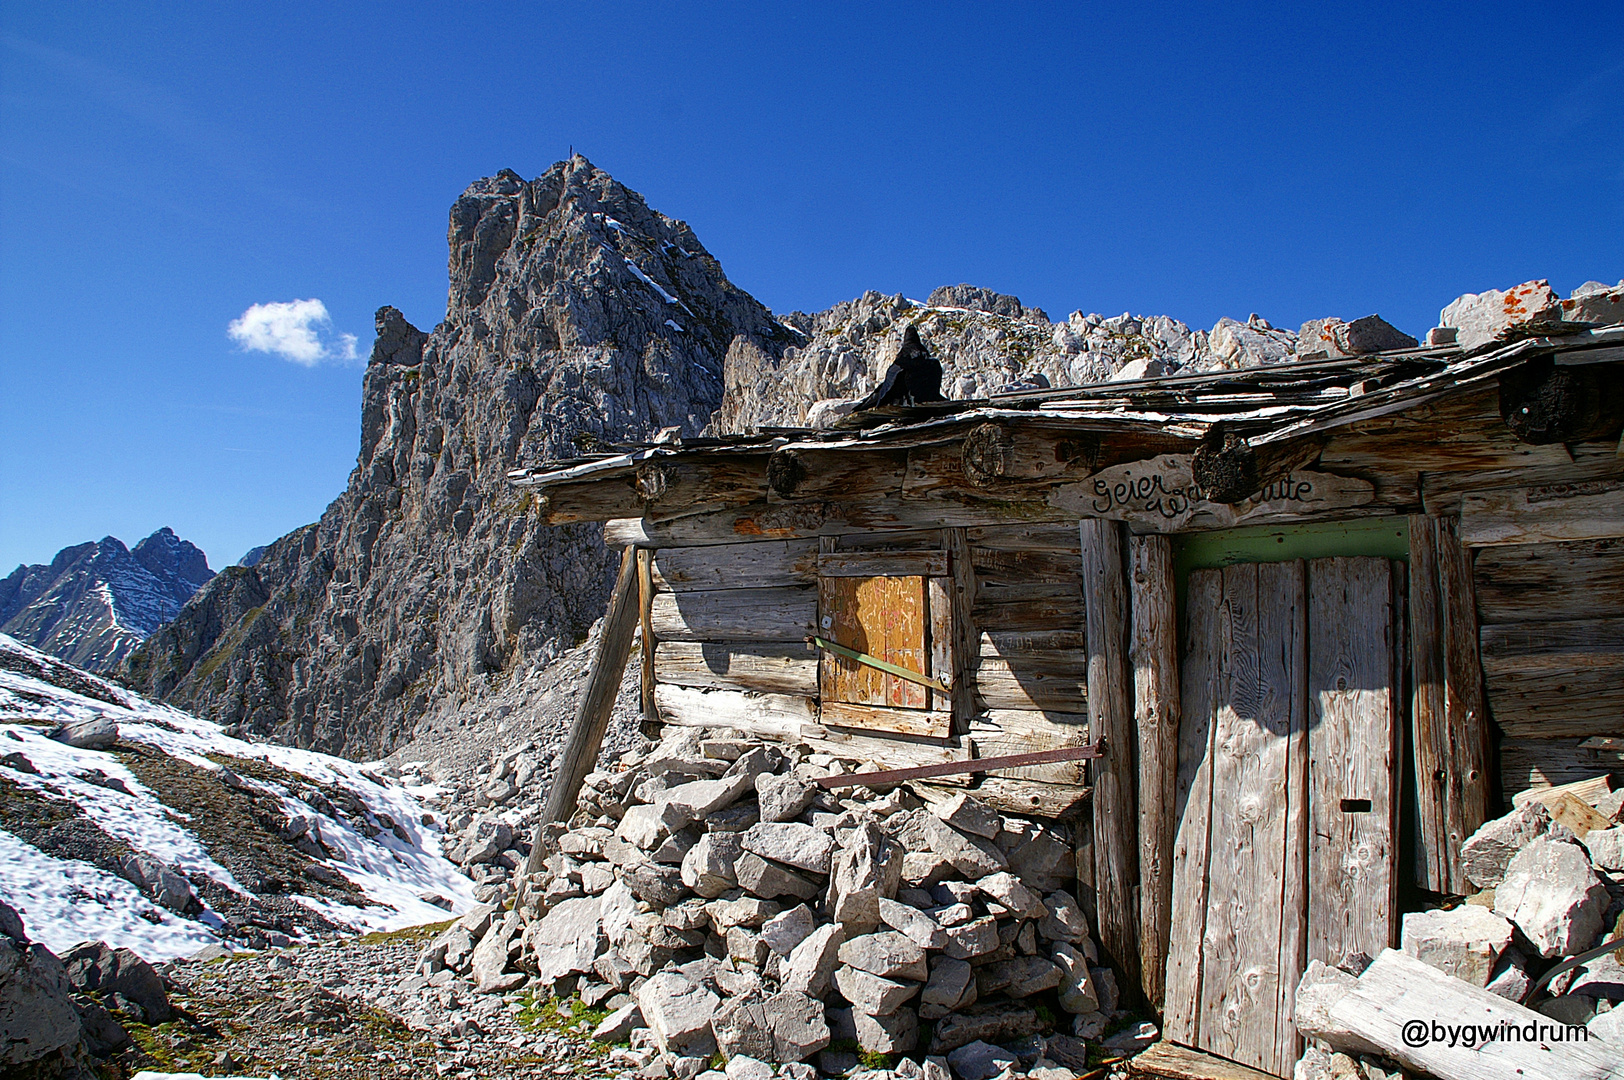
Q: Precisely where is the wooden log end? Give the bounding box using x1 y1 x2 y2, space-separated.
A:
767 449 807 497
1499 357 1624 444
1191 426 1260 504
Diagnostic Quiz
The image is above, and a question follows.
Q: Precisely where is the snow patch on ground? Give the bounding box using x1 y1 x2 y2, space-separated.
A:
0 632 476 960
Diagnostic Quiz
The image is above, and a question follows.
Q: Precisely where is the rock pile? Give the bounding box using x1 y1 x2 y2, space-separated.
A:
415 727 1151 1080
0 898 173 1077
1295 777 1624 1078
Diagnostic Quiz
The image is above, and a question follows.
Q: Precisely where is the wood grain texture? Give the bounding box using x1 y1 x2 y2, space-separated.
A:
969 709 1091 785
653 682 816 740
821 701 951 739
653 641 818 695
968 776 1092 820
1306 557 1397 971
980 629 1090 656
1164 568 1221 1049
638 547 656 720
929 575 953 713
1325 949 1624 1080
1483 668 1624 737
970 547 1084 586
1420 453 1624 516
1080 517 1141 1004
650 586 816 642
651 539 819 591
1502 738 1624 802
1128 1042 1280 1080
1408 516 1451 893
800 728 971 780
819 574 929 709
817 551 947 577
1410 516 1492 894
1473 537 1624 624
1130 533 1180 1013
945 528 980 734
1459 477 1624 546
966 523 1084 552
1196 561 1308 1077
542 547 642 826
973 657 1087 712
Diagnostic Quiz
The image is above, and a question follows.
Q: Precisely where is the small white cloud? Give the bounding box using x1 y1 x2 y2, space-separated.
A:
227 299 359 366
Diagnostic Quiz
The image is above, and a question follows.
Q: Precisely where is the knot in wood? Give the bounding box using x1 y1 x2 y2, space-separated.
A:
766 449 807 497
635 463 669 502
962 423 1016 487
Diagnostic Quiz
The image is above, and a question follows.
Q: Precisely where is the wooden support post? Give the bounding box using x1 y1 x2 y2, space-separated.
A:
637 548 657 723
1081 517 1140 999
944 527 980 736
1129 533 1179 1013
541 547 641 828
1409 516 1491 894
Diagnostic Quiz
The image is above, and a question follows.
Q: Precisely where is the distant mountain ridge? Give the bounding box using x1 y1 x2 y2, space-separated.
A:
0 528 213 672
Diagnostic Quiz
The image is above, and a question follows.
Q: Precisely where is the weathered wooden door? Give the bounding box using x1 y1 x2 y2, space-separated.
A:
1164 557 1400 1078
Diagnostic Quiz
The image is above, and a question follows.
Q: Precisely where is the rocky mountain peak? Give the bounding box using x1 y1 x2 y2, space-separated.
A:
1 529 214 672
123 158 792 759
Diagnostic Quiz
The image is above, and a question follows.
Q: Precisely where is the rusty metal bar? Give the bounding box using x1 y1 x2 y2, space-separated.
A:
813 741 1104 790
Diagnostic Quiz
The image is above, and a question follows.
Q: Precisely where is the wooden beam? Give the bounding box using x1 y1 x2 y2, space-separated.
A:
1409 516 1491 894
540 547 640 828
540 457 768 524
649 586 816 642
945 528 980 735
1129 533 1180 1013
638 548 657 722
653 641 818 695
1128 1042 1279 1080
820 701 953 739
1325 949 1624 1080
651 539 819 592
961 423 1102 487
816 550 948 577
973 657 1086 712
814 743 1102 788
1473 537 1624 624
653 682 816 741
1081 517 1140 1000
1459 477 1624 546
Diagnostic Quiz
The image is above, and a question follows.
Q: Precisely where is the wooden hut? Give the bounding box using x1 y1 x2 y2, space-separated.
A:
509 323 1624 1078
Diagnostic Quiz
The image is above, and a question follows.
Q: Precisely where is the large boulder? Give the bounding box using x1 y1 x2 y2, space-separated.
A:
118 854 198 914
470 911 525 993
48 716 117 750
635 970 720 1057
525 894 604 985
1401 906 1515 986
1462 802 1558 889
59 941 172 1023
1493 836 1609 958
0 921 86 1070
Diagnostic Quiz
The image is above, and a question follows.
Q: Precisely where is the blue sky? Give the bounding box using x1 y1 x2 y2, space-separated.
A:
2 2 1620 572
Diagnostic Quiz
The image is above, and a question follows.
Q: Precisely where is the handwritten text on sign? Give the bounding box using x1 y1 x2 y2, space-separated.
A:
1048 454 1373 531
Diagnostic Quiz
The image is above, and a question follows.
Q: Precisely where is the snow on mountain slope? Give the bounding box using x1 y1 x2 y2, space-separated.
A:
0 633 475 962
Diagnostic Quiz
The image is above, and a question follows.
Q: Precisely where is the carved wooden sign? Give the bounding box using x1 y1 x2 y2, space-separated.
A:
1048 454 1373 531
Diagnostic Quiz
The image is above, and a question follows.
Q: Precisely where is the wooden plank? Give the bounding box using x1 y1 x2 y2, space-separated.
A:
1306 557 1397 973
1164 568 1220 1049
1511 773 1618 810
800 728 971 780
1438 518 1493 874
1195 561 1308 1077
821 701 952 739
1409 516 1452 893
1420 454 1624 516
638 548 657 721
1501 738 1624 807
541 458 768 524
653 682 816 741
980 629 1089 656
1481 618 1624 667
1325 948 1624 1080
1555 344 1624 365
653 641 818 695
974 589 1084 633
970 547 1084 586
1129 1042 1280 1080
541 547 641 827
602 495 1072 548
1484 667 1624 736
650 586 816 642
819 575 929 708
818 744 1099 788
973 657 1087 712
969 709 1090 785
651 539 819 591
1473 537 1624 624
966 522 1083 552
1459 477 1624 546
928 576 953 713
1130 533 1180 1013
1080 517 1141 1003
945 528 980 735
968 776 1091 820
817 551 947 577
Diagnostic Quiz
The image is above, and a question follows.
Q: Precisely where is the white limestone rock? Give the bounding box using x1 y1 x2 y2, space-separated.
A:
780 923 844 998
741 822 834 874
878 896 949 950
761 904 817 956
1584 826 1624 873
832 965 920 1015
1440 279 1563 350
837 931 929 982
1400 905 1515 986
1494 836 1609 958
636 970 720 1057
1462 802 1556 889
